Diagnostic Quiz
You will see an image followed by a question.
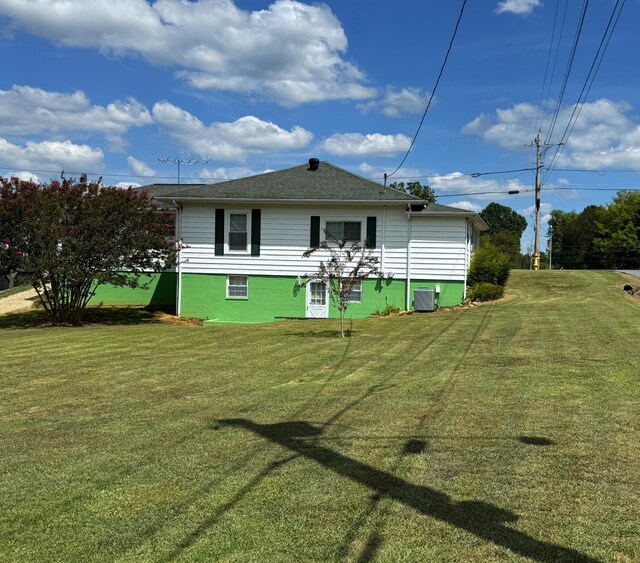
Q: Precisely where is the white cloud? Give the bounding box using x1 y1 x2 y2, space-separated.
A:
0 137 104 171
320 133 411 156
199 166 261 181
357 162 427 179
463 98 640 170
448 200 483 212
116 181 142 189
520 202 553 225
428 171 529 199
0 0 376 106
496 0 542 15
152 102 313 160
1 170 40 182
0 85 151 145
358 87 429 117
127 156 155 177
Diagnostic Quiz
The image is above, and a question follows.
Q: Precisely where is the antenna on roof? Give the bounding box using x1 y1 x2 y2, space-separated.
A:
154 155 212 185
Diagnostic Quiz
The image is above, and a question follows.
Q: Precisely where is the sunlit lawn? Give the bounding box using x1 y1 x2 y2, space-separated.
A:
0 270 638 562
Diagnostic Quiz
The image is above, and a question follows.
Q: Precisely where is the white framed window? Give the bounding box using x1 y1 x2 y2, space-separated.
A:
325 221 362 242
226 211 250 253
346 280 362 303
227 275 248 299
309 281 326 305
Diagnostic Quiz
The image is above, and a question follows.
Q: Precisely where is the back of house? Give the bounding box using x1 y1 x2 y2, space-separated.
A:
92 160 487 323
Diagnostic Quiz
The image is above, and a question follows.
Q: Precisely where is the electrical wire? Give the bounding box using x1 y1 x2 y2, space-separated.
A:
386 0 468 178
543 0 589 145
539 0 569 130
534 0 563 134
543 0 626 182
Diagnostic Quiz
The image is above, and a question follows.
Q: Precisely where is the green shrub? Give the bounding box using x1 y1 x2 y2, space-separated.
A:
374 298 401 316
468 242 511 287
468 282 504 302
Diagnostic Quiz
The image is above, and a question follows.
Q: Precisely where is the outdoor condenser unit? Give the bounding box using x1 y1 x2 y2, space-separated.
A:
414 289 436 312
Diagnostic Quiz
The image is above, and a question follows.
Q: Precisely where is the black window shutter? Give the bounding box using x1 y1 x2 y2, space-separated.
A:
310 216 320 248
366 216 377 248
215 208 224 256
251 209 261 256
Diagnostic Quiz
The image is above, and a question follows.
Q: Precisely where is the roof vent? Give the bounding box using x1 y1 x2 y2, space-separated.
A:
308 158 320 171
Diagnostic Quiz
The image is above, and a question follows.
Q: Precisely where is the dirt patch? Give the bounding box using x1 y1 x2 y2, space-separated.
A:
0 288 38 316
619 274 640 300
156 312 204 326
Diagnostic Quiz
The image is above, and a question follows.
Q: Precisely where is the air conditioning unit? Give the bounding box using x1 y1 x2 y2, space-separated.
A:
414 289 436 312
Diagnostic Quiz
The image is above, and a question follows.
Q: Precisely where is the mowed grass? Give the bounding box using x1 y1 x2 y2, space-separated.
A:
0 271 638 562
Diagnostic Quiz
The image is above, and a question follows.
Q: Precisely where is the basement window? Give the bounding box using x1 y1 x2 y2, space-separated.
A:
227 275 248 299
347 280 362 303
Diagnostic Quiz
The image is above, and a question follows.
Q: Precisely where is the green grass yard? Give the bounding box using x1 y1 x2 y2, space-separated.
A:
0 270 638 562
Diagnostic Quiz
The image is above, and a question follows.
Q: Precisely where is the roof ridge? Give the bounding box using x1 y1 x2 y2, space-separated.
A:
322 162 422 200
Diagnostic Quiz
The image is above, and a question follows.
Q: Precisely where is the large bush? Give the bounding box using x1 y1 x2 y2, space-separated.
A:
468 243 511 287
0 177 176 323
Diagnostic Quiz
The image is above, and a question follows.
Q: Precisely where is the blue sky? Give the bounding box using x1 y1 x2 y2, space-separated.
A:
1 0 639 248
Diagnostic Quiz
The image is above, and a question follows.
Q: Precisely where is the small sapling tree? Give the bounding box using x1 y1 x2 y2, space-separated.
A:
303 232 380 337
0 176 176 323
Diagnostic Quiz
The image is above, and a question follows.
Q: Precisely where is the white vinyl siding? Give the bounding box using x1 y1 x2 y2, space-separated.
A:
179 203 469 281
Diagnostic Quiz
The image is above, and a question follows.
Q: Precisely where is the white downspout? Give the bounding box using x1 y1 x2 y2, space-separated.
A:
173 200 183 317
406 211 412 311
381 206 386 271
463 219 469 300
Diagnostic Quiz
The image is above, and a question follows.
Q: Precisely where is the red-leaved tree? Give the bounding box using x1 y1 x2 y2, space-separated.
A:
0 177 176 323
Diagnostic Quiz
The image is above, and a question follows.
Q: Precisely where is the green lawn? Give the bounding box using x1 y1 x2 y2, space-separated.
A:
1 271 638 562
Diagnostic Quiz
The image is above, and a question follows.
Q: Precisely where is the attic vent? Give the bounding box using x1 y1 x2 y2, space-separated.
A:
308 158 320 171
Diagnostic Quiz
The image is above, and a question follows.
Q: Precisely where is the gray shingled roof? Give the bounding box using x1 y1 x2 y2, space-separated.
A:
145 161 420 203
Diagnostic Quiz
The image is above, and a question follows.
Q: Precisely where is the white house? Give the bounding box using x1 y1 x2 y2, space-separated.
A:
94 159 487 323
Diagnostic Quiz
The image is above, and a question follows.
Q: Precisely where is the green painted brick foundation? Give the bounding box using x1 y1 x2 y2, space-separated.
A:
180 273 464 323
90 273 177 308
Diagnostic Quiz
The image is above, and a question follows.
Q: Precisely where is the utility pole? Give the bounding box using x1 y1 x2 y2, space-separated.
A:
529 133 562 271
548 233 552 270
533 133 542 271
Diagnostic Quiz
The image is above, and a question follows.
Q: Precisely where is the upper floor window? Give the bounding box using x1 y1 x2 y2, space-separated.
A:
228 212 248 252
325 221 361 242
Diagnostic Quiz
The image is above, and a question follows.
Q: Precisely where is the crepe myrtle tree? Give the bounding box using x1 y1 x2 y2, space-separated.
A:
0 176 176 323
303 232 380 337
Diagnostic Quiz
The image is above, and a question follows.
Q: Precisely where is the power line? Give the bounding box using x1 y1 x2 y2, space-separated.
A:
543 186 640 192
386 0 468 179
543 0 589 145
534 0 564 134
543 0 626 182
540 1 570 129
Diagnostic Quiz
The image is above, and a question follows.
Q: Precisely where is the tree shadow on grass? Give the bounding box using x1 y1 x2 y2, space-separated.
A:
217 419 600 563
0 306 165 329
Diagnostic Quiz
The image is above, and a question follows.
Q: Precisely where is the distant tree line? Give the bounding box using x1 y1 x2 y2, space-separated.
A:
548 190 640 270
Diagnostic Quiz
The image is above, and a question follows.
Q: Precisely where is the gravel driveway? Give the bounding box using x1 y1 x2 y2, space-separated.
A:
0 288 38 315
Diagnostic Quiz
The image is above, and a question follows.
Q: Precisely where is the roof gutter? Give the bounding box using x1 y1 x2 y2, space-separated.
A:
155 196 417 206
